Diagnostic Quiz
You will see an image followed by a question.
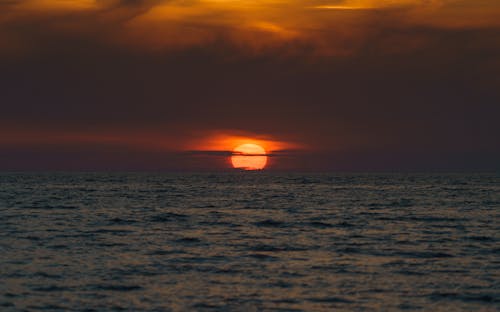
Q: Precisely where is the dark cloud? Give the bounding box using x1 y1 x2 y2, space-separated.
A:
186 150 300 157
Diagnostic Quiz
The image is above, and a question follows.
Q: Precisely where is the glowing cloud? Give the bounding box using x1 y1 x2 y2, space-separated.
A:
13 0 100 11
1 0 500 54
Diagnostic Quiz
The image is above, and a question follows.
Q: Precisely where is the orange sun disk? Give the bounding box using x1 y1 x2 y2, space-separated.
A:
231 143 267 170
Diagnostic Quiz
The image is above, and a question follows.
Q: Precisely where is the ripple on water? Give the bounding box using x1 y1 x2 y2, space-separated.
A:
0 173 498 311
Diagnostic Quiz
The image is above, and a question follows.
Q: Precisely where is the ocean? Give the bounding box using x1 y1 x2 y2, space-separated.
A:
1 173 499 311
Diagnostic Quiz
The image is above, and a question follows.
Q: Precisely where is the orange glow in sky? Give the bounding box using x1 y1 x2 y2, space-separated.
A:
231 143 267 170
189 133 299 153
186 132 302 170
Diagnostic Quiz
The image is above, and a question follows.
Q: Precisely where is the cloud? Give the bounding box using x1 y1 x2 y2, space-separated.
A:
1 0 499 57
186 149 303 157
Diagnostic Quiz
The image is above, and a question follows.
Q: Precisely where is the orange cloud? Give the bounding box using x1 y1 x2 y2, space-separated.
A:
11 0 100 11
1 0 499 56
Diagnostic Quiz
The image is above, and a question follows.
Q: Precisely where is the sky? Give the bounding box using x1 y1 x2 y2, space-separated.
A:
0 0 499 171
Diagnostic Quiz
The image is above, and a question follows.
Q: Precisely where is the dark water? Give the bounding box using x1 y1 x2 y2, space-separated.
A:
1 173 499 311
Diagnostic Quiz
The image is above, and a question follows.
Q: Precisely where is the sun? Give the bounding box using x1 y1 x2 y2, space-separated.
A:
231 143 267 170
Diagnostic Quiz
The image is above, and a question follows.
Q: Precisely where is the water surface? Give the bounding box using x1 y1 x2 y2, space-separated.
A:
1 173 499 311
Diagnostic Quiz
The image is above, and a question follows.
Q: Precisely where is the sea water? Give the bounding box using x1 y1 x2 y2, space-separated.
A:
0 173 499 311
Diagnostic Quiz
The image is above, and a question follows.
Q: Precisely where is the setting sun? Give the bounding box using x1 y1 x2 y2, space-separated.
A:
231 143 267 170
